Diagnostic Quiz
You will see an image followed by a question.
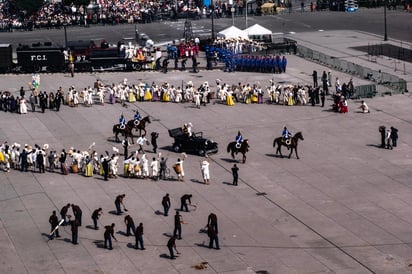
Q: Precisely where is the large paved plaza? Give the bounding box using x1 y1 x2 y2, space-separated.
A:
0 51 412 274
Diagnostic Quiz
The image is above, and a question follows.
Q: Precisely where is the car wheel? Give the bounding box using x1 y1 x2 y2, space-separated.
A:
173 145 181 153
198 150 205 156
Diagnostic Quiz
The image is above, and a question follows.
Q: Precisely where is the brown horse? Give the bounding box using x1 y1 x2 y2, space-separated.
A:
113 123 134 143
273 131 304 159
126 115 151 137
227 139 249 163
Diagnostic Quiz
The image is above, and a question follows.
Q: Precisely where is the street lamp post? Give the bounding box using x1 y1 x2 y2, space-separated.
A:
63 22 68 48
211 0 215 41
384 0 388 41
245 0 248 29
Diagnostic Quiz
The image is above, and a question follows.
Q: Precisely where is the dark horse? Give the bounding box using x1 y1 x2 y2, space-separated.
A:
227 139 249 163
113 123 134 143
273 131 304 159
126 115 151 137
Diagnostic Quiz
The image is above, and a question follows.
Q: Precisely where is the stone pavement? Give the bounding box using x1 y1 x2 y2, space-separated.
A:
0 53 412 274
287 30 412 93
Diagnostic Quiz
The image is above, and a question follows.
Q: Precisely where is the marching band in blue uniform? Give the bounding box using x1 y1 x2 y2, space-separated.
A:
205 45 287 74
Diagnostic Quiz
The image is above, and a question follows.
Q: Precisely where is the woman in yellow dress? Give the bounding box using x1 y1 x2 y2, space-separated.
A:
144 87 152 101
0 150 4 163
162 87 170 102
226 91 235 106
287 90 295 106
251 88 258 103
85 159 93 177
129 87 136 102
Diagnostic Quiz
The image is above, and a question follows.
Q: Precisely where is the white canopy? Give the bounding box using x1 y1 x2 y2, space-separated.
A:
244 24 272 36
217 26 248 40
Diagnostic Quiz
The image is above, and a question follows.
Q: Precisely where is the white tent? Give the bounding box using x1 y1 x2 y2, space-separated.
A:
244 24 272 36
217 26 248 40
244 24 272 42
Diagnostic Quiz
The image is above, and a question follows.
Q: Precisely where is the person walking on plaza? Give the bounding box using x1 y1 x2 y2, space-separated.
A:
162 193 171 216
320 89 325 107
71 204 82 226
59 149 68 175
150 157 159 180
232 164 239 186
385 128 392 149
207 224 220 249
29 93 36 112
135 222 145 250
151 132 159 153
124 215 136 236
379 126 386 148
68 215 79 245
104 223 117 250
173 210 183 240
207 213 218 234
102 155 111 181
115 194 126 215
390 126 399 147
60 203 71 226
175 153 187 182
122 138 129 159
167 235 179 259
312 70 318 88
159 156 168 180
49 210 60 239
200 158 210 184
180 194 192 212
91 208 103 230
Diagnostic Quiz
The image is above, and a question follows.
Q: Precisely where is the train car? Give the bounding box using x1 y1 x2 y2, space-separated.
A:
67 40 95 71
0 44 13 73
88 46 131 72
16 42 65 73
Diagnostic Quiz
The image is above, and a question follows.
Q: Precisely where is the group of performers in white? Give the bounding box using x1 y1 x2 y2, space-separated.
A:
0 141 168 180
41 78 325 109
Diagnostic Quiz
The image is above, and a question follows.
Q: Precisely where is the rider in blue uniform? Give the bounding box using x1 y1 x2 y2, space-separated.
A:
134 110 141 124
282 126 292 144
235 131 243 148
119 114 126 128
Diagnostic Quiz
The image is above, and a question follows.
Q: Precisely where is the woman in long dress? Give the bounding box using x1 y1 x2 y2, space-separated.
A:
19 97 28 114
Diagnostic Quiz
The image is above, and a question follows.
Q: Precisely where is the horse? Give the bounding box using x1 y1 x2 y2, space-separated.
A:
227 139 249 163
273 131 304 159
126 115 151 137
113 123 134 144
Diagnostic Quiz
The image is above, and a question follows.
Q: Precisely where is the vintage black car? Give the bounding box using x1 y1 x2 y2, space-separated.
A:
168 127 218 156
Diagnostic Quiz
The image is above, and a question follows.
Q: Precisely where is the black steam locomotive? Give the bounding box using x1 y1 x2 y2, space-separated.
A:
0 40 151 74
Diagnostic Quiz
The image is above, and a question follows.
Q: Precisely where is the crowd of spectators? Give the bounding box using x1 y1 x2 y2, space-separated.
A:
0 0 210 32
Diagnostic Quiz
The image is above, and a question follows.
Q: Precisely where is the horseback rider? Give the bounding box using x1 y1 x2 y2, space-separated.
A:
119 114 126 128
235 131 243 148
282 126 292 145
134 110 141 125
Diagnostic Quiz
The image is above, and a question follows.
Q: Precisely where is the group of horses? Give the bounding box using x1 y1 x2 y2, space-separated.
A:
227 132 304 163
112 116 151 143
112 116 304 163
